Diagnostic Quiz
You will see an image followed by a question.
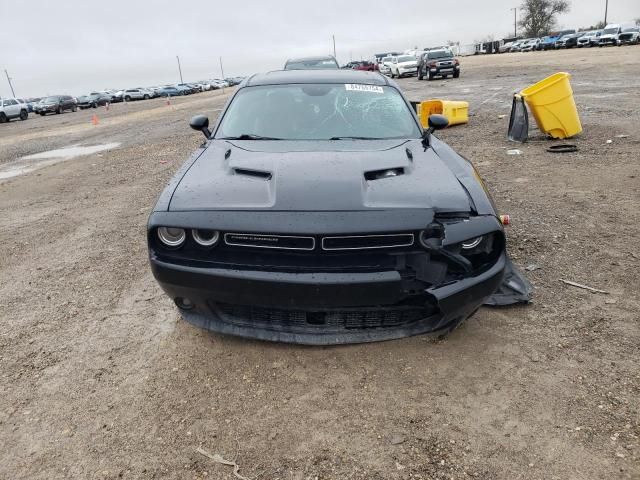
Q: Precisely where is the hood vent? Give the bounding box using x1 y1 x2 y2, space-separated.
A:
364 167 405 181
233 168 272 180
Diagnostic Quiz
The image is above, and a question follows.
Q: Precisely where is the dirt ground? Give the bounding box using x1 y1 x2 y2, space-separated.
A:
1 47 639 479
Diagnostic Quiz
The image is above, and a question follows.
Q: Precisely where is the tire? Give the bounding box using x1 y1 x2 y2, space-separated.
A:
40 112 46 116
19 110 28 120
453 72 460 79
417 68 423 80
92 102 97 108
56 106 62 114
72 105 77 112
124 96 131 101
143 94 149 99
426 69 433 81
0 113 7 124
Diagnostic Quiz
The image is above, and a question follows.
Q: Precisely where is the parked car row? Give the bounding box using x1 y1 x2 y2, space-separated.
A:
373 48 460 81
1 76 246 124
500 23 640 54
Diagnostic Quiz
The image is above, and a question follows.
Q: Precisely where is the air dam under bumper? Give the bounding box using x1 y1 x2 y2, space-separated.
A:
150 252 506 344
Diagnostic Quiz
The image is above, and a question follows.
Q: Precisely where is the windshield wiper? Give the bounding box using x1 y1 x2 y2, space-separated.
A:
221 134 283 140
328 136 385 140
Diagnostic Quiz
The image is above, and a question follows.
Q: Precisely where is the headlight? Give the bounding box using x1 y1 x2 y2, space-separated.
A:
192 229 220 247
157 227 186 247
461 236 483 249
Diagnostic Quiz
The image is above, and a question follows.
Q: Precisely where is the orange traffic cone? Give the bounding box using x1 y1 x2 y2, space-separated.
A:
91 114 99 125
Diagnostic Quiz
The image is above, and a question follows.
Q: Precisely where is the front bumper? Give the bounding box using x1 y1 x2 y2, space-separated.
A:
430 65 460 75
38 105 58 113
149 251 506 344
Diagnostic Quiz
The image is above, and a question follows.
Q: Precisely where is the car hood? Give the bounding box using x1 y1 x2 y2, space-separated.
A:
168 139 472 212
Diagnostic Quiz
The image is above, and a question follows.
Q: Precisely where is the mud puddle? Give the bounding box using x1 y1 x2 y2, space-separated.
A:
0 143 120 180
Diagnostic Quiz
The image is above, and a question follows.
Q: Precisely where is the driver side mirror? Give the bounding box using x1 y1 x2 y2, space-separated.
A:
428 114 449 131
190 114 211 139
421 114 449 150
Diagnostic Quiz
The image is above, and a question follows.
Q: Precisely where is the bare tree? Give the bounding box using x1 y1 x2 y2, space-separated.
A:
518 0 570 37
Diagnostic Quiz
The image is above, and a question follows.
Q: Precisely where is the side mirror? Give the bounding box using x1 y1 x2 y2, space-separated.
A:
428 114 449 131
421 114 449 150
190 114 210 139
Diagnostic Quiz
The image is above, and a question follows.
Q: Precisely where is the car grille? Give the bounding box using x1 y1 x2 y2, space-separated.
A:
223 232 414 252
224 233 315 251
213 302 436 331
322 234 414 250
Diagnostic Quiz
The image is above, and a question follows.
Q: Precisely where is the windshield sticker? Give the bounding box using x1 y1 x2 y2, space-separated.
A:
345 84 384 94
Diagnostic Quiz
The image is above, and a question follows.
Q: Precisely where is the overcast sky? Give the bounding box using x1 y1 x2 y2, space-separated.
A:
1 0 637 97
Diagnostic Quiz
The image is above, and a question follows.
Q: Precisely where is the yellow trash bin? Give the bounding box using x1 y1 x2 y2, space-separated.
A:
519 72 582 139
418 99 469 128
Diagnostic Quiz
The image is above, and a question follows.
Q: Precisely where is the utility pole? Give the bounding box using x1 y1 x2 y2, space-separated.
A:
511 7 517 38
332 35 336 58
176 56 183 83
219 57 225 80
604 0 608 25
4 69 16 97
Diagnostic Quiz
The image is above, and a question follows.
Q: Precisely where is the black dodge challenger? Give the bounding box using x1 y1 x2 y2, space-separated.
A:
148 69 530 344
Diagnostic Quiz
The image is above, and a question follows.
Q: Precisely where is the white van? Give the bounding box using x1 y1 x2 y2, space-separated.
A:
599 23 635 46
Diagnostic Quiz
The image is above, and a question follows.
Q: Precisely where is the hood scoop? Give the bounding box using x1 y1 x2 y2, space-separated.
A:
364 167 405 181
233 167 272 180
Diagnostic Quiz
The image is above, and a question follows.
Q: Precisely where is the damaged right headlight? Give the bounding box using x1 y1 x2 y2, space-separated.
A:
453 233 502 271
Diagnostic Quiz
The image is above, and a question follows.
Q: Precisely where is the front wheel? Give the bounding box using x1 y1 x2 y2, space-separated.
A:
19 110 28 120
72 105 77 112
0 113 7 123
124 96 131 101
453 72 460 78
426 69 433 81
143 94 149 99
56 106 62 114
417 68 423 80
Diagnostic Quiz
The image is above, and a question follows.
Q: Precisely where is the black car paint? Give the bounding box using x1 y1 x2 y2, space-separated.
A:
147 70 529 344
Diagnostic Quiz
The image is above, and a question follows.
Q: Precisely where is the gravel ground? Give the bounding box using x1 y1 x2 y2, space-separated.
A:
1 47 639 479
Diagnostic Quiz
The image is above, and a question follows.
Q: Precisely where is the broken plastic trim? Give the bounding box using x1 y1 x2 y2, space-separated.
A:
484 256 532 306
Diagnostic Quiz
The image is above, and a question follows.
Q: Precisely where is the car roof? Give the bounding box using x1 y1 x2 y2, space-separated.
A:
244 69 390 87
286 55 336 63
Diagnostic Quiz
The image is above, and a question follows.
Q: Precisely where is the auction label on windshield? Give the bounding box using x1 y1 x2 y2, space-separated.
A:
345 84 384 94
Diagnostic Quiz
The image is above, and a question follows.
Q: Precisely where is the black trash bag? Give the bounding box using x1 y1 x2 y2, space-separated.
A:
484 256 532 306
507 94 529 143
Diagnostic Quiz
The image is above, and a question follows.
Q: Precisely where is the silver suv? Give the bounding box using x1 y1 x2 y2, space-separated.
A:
0 97 29 123
123 88 153 101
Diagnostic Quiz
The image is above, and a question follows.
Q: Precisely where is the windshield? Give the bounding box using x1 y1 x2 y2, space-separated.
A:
623 28 638 32
396 56 415 63
382 57 393 63
43 96 59 102
427 51 451 59
285 59 338 70
603 27 618 34
215 84 421 141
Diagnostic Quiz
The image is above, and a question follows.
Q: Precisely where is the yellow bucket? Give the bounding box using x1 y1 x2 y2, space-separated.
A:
519 72 582 139
418 99 469 128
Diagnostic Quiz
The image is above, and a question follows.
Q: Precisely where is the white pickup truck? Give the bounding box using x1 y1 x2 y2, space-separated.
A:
0 97 29 123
